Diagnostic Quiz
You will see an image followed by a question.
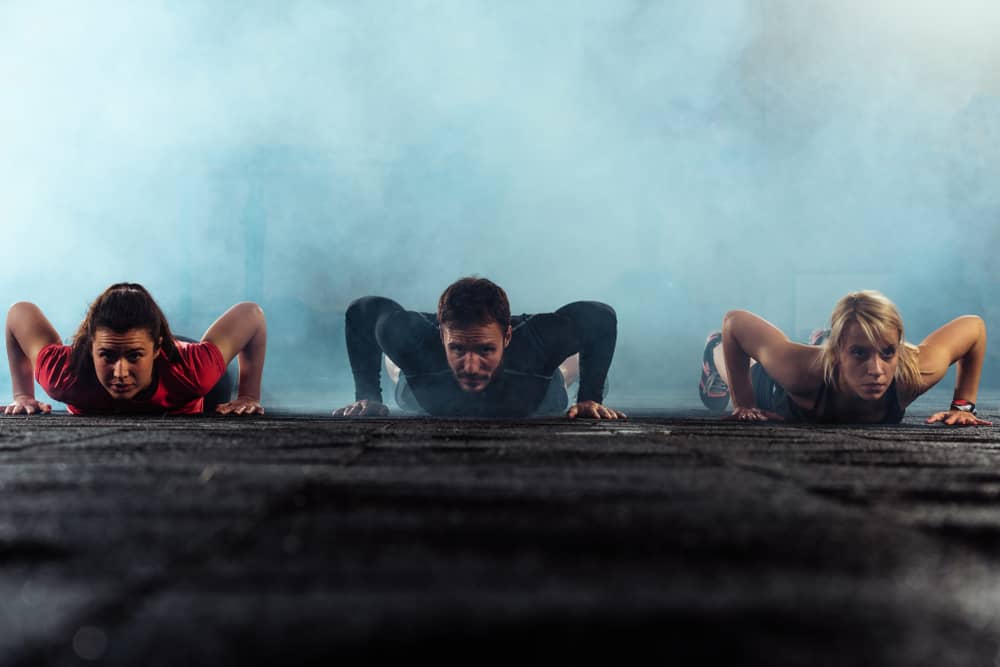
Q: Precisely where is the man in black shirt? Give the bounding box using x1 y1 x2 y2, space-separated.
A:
333 277 625 419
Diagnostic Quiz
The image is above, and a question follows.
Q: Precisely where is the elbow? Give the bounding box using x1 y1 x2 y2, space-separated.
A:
588 301 617 329
8 301 38 315
235 302 266 329
969 314 987 343
955 314 987 341
345 296 386 326
596 301 617 323
582 301 617 340
237 301 264 318
722 310 749 333
7 302 39 326
345 297 368 323
560 300 617 328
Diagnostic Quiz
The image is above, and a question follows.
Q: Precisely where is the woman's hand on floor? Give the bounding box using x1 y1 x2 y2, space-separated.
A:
215 396 264 416
3 394 51 415
332 400 389 418
725 406 784 422
926 410 992 426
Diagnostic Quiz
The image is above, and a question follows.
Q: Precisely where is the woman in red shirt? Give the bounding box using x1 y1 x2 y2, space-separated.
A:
4 283 266 416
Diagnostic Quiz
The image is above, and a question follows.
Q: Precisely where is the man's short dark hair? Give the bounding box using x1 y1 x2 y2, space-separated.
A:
437 277 511 330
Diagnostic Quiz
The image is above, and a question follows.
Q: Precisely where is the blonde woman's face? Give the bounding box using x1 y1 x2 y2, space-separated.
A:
835 321 900 401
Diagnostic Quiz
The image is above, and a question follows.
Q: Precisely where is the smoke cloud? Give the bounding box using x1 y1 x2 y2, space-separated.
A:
2 1 998 411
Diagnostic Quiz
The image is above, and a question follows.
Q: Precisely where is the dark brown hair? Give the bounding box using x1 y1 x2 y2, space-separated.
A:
70 283 180 376
437 277 511 330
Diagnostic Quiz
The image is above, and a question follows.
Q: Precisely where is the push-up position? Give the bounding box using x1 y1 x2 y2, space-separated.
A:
334 277 624 418
699 290 990 425
5 283 266 415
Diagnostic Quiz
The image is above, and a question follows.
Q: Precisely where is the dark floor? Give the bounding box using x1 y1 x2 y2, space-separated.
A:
1 410 1000 666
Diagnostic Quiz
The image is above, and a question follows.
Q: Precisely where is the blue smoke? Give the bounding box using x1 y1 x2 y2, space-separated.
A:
1 1 998 411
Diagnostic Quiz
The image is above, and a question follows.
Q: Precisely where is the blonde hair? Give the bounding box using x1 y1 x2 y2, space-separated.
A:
819 291 922 397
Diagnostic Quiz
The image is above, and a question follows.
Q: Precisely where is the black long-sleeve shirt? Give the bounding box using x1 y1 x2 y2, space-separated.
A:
344 297 617 417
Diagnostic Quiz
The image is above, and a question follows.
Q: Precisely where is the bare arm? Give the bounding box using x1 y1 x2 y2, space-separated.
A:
913 316 990 425
201 302 266 415
721 310 823 415
5 302 61 414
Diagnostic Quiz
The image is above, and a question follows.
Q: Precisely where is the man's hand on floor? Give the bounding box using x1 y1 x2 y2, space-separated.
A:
567 401 627 420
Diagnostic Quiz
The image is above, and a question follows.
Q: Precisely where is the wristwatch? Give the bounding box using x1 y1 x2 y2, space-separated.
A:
950 399 977 415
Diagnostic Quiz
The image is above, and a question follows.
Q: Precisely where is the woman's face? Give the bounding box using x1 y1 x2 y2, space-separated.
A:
836 321 900 401
91 327 159 400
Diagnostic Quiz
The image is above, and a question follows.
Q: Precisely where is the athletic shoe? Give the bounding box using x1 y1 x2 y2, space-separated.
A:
699 331 730 412
809 328 831 346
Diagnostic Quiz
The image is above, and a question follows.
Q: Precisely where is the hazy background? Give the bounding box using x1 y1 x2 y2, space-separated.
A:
2 0 999 411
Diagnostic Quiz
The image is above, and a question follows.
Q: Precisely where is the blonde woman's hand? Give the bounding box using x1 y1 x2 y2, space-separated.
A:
926 410 992 426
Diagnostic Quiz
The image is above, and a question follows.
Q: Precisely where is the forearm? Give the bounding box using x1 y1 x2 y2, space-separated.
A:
6 325 35 399
953 316 987 404
721 311 757 409
235 323 266 400
555 302 616 403
345 297 404 403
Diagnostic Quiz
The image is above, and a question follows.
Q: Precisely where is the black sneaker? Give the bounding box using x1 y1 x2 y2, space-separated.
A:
699 331 730 412
809 328 831 346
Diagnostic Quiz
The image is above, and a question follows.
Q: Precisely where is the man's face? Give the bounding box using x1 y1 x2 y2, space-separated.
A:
836 321 900 401
440 321 511 393
91 327 159 400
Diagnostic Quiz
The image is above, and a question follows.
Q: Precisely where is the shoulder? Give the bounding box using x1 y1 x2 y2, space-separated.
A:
34 343 74 388
174 339 225 366
163 340 227 392
554 301 617 325
514 312 564 330
760 344 826 399
895 344 931 406
36 342 71 365
511 312 572 344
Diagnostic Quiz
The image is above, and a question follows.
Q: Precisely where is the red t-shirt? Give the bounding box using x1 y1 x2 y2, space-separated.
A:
35 340 227 415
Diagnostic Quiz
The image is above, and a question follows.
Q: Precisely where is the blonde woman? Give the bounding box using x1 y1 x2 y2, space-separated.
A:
698 291 991 425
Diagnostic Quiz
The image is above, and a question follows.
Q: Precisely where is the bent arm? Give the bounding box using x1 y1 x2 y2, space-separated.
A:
6 302 61 402
554 301 616 404
721 310 821 408
913 315 987 404
201 302 267 401
344 296 405 403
